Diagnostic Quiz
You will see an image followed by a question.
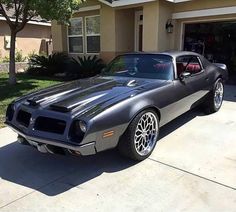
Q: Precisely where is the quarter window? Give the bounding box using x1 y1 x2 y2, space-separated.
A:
176 56 202 76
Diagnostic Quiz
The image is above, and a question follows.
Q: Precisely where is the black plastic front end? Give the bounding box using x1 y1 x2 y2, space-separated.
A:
5 104 97 156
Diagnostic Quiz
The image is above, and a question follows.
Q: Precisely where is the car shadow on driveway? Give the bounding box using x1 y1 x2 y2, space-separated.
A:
0 108 206 197
159 108 204 140
0 142 138 196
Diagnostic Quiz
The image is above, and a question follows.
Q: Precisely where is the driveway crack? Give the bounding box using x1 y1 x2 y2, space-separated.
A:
148 158 236 191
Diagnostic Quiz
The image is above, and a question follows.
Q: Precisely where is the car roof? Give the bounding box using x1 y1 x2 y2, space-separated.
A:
123 51 201 58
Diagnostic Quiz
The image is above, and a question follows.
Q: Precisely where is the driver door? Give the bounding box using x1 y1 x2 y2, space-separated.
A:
164 55 208 123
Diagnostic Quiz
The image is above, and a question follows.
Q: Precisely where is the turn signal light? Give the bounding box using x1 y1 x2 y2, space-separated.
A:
103 131 114 138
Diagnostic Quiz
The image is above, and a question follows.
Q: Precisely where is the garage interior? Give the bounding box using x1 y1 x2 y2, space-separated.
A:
183 21 236 84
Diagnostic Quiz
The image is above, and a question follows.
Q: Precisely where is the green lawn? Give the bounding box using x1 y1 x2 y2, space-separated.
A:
0 72 62 128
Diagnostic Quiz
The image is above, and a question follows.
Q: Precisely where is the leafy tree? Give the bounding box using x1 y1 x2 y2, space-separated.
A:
0 0 84 85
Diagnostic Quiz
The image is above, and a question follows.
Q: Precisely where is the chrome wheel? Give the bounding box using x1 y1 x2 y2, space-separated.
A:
134 112 158 156
214 81 224 109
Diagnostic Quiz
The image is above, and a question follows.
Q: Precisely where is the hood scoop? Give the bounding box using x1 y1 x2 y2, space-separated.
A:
27 98 40 106
50 93 108 112
26 88 80 107
50 105 71 113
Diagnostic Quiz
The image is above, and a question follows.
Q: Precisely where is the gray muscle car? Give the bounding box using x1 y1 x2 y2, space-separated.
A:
5 51 228 161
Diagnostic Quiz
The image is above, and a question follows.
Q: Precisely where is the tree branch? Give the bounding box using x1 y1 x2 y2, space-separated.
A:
0 3 14 29
15 0 31 33
14 0 20 25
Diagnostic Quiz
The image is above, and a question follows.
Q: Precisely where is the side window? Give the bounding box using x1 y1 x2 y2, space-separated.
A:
176 56 203 77
186 56 202 74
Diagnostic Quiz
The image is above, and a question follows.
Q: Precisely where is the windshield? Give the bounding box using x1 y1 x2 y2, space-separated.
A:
102 54 174 80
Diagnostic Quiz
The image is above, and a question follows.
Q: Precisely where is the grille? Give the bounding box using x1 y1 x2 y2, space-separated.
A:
35 117 66 134
16 110 31 127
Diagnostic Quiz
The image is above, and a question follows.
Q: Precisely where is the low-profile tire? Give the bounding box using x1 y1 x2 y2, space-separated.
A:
118 109 159 161
203 78 224 114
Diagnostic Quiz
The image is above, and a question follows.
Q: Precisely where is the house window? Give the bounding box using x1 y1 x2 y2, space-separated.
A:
68 18 83 53
85 16 100 53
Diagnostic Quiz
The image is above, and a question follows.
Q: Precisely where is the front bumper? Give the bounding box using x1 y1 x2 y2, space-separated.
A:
6 122 97 156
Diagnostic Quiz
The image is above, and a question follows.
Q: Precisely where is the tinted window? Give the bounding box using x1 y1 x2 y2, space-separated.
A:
103 54 174 80
176 56 202 76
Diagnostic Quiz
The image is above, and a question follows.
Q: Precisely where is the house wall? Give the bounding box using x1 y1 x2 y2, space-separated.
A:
51 20 65 53
142 0 174 52
52 0 101 54
51 0 236 64
52 10 100 55
115 9 135 54
142 1 159 52
0 20 51 58
158 0 174 51
100 4 116 62
174 0 236 12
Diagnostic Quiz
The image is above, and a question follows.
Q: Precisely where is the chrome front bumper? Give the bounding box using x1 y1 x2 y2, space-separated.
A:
6 123 96 156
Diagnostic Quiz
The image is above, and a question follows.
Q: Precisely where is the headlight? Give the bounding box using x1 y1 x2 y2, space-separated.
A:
77 120 87 133
69 120 87 143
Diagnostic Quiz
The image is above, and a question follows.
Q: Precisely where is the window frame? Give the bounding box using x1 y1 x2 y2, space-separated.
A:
67 17 84 54
85 15 101 55
176 55 204 78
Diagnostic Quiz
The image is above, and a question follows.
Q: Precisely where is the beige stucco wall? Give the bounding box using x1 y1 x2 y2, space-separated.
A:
51 20 64 53
142 1 159 52
158 0 174 51
174 0 236 12
100 4 116 62
142 0 175 52
115 9 135 53
0 20 51 58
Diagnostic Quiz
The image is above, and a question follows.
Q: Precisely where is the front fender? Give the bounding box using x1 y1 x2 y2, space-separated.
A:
88 96 160 152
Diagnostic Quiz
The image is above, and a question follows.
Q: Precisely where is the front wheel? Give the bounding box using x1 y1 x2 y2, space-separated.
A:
204 78 224 114
118 109 159 161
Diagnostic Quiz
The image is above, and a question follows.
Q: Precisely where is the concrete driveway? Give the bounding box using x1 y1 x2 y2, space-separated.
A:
0 86 236 212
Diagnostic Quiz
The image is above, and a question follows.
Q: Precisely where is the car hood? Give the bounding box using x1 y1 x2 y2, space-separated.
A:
18 76 168 116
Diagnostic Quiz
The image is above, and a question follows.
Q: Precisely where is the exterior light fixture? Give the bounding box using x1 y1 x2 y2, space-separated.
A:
166 19 174 33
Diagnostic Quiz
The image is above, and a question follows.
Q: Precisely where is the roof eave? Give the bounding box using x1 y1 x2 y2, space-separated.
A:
98 0 192 7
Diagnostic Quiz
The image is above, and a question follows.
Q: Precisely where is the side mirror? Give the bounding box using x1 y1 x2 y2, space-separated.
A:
179 72 191 81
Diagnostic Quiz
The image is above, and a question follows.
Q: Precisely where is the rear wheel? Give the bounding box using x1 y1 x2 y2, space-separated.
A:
204 78 224 114
118 109 159 161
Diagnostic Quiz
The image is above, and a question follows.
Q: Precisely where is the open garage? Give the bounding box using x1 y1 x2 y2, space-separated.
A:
183 20 236 81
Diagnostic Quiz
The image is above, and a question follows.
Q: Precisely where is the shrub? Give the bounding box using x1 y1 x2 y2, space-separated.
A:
27 52 72 76
71 55 106 79
15 50 27 62
0 50 26 64
1 55 10 63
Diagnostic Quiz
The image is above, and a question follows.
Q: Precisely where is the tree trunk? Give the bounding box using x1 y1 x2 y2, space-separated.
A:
8 30 17 85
